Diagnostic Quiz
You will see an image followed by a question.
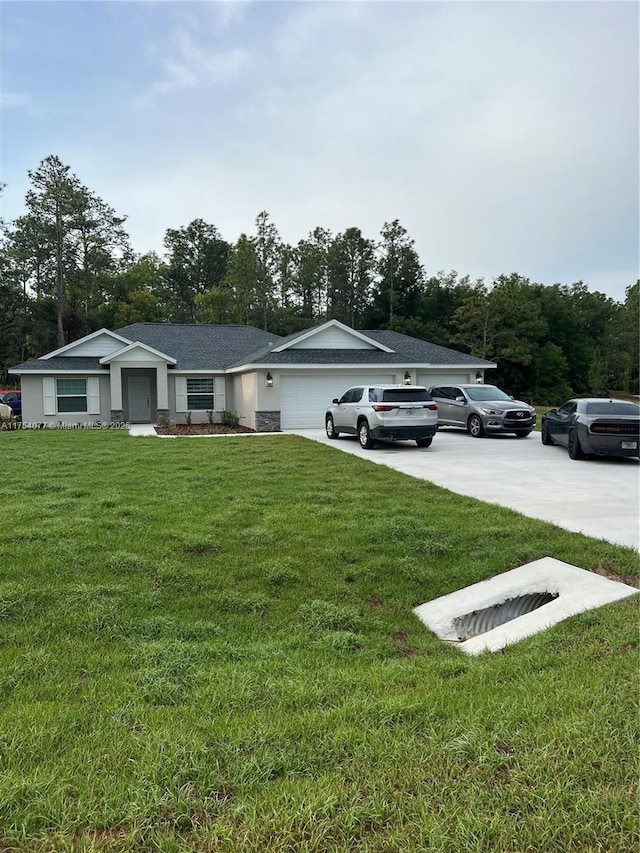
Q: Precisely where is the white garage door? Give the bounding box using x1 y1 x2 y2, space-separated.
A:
280 374 395 429
417 372 469 389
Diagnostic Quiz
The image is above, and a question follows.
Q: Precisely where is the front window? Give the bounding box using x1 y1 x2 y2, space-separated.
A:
465 386 512 402
187 378 215 410
57 378 87 412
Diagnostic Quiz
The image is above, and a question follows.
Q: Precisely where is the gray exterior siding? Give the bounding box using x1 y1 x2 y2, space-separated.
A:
21 374 111 425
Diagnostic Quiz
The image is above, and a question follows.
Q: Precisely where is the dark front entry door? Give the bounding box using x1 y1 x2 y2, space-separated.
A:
128 375 151 422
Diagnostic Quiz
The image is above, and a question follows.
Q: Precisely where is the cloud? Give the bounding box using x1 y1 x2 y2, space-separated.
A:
212 0 251 29
2 0 637 303
134 26 251 106
0 91 33 111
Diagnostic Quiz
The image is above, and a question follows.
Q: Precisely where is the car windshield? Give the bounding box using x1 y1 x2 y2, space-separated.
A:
381 388 431 403
585 402 640 416
465 386 512 402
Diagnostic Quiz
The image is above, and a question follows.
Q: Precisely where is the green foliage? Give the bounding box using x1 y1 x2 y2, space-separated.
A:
224 232 259 325
327 227 375 327
366 219 424 326
160 219 231 323
295 227 331 321
1 154 638 405
221 410 241 428
530 342 573 405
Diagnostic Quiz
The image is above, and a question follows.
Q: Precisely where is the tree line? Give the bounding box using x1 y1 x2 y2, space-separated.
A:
1 155 638 403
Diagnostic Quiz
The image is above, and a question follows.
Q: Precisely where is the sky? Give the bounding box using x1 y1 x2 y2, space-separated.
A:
1 0 638 303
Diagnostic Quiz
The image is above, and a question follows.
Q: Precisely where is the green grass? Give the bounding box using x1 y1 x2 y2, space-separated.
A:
533 406 553 430
0 431 638 852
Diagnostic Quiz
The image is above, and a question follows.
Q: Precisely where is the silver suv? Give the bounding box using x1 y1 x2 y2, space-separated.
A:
428 383 536 438
325 385 438 449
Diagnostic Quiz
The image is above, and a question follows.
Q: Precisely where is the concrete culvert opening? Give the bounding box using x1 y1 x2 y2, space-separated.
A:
413 558 640 655
452 592 559 640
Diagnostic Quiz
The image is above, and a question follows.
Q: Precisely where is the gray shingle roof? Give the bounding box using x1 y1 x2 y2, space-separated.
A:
10 357 105 372
362 330 493 366
11 323 493 373
234 348 490 367
114 323 283 370
234 328 493 368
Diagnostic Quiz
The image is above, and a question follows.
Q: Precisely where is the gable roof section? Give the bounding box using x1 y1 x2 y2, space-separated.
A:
231 329 494 369
41 328 132 359
270 319 394 353
100 342 177 365
114 323 283 370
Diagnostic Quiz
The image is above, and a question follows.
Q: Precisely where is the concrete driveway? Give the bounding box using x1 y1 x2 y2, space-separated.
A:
286 428 640 551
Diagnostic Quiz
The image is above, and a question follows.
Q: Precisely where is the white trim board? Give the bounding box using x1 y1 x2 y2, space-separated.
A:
413 558 638 655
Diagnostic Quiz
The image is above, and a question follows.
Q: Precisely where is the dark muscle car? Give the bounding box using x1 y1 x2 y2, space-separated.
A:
541 398 640 460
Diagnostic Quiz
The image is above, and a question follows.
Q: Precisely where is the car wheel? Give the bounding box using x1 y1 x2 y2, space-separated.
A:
541 423 554 445
358 420 375 449
416 436 433 448
468 415 484 438
568 429 585 460
514 430 532 438
325 415 339 439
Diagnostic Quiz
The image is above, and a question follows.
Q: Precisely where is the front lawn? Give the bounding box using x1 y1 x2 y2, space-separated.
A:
0 432 637 852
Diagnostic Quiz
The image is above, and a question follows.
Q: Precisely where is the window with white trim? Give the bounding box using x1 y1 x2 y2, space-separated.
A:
57 378 88 412
175 376 224 413
187 378 215 410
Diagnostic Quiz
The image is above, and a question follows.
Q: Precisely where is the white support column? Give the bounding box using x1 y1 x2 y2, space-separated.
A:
156 364 169 410
110 364 122 409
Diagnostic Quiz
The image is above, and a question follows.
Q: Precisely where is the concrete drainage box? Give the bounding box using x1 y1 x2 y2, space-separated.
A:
413 557 639 655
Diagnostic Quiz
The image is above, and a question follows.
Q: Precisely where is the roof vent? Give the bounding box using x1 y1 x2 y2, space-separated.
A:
413 558 638 655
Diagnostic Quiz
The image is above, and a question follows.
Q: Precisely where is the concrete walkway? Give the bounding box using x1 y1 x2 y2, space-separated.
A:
286 428 640 552
129 424 157 437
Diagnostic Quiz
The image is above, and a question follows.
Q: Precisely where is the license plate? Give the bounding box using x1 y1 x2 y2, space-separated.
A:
621 441 638 449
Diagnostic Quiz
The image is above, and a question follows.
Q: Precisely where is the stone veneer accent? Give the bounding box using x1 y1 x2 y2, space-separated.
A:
110 409 124 423
156 408 170 425
255 410 281 432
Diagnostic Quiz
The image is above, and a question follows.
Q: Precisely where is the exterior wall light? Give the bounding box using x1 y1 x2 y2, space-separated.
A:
266 372 274 388
404 371 411 385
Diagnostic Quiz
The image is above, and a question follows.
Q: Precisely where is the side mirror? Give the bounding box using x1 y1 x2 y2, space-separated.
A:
455 396 466 403
548 408 557 415
333 398 339 404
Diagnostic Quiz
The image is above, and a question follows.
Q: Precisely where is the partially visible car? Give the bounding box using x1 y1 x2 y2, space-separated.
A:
0 390 21 417
541 398 640 460
428 384 536 438
325 384 438 449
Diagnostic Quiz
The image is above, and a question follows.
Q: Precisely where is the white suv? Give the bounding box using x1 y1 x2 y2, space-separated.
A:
325 385 438 449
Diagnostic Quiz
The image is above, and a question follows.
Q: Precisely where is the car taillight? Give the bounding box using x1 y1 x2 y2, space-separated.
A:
427 403 438 411
372 404 397 412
